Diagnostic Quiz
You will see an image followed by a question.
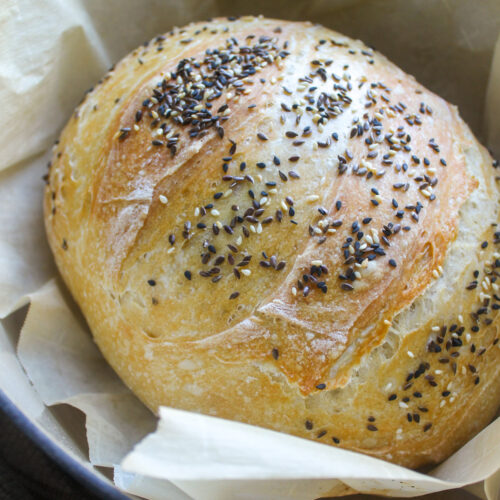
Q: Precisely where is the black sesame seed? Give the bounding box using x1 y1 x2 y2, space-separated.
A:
118 128 131 141
147 279 156 286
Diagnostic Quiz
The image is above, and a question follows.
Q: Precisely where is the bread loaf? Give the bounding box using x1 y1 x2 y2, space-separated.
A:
44 16 500 469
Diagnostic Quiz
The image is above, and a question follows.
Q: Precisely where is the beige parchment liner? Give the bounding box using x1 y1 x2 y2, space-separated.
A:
0 1 499 499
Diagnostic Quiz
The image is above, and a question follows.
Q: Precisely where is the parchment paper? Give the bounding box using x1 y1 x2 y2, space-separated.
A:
1 1 499 499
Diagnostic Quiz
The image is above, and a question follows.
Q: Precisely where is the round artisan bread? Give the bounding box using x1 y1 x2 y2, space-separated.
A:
44 16 500 470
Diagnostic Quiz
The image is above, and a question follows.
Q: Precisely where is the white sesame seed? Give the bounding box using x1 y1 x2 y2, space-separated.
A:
306 195 320 203
167 247 175 254
159 195 168 204
216 221 223 229
432 326 440 332
440 400 446 408
384 319 391 326
435 369 443 375
311 260 323 266
256 223 262 234
223 189 233 198
432 269 440 278
211 209 220 216
354 271 361 279
466 333 471 343
458 314 464 324
384 382 393 391
399 402 409 409
461 366 467 375
235 236 242 246
407 351 415 358
133 124 139 131
291 287 297 296
250 224 256 233
241 269 251 276
327 228 336 234
194 207 200 216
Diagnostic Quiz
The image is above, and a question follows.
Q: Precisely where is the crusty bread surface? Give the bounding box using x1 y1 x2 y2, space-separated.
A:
44 17 500 470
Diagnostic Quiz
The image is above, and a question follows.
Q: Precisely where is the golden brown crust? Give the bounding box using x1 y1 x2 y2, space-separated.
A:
44 17 500 471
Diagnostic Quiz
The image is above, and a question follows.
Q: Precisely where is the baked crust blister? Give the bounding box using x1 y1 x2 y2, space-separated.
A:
44 16 500 470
